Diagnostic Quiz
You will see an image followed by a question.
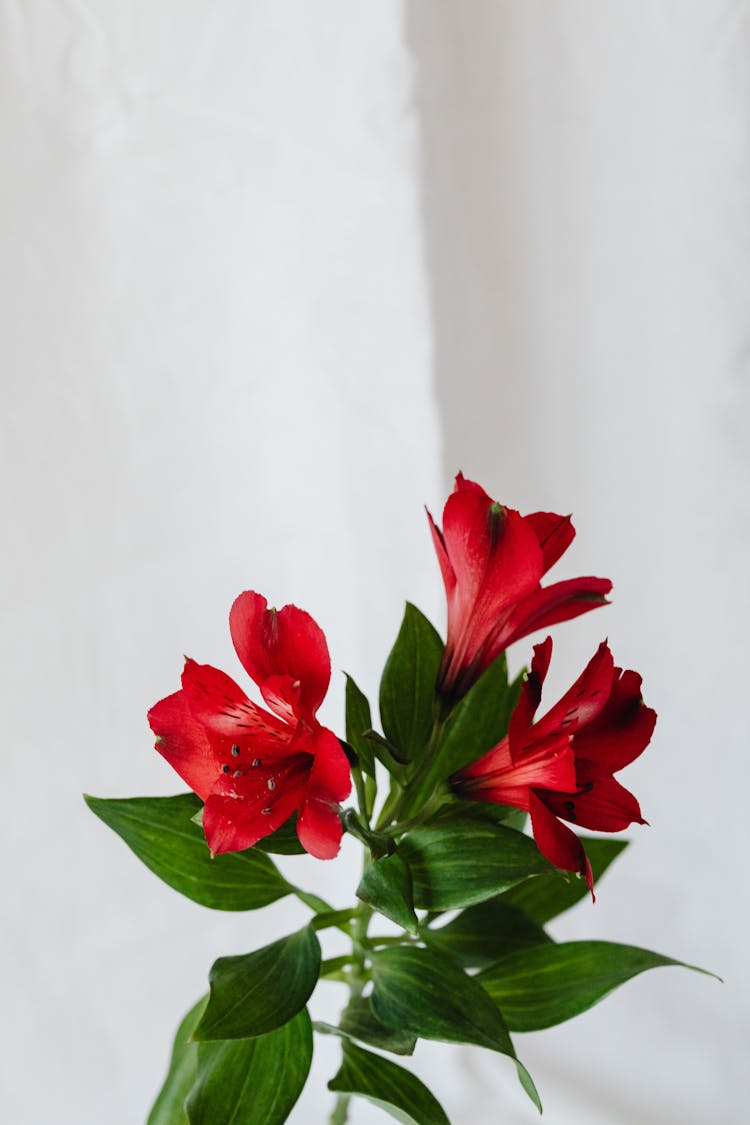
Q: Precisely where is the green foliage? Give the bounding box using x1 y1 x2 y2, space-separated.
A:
357 853 418 933
477 941 710 1031
422 897 552 969
339 999 417 1056
186 1009 313 1124
345 674 376 777
379 604 443 764
501 836 628 923
370 945 541 1112
433 654 514 779
194 927 321 1041
85 794 290 910
147 996 207 1125
315 1001 418 1057
329 1041 451 1125
400 814 553 911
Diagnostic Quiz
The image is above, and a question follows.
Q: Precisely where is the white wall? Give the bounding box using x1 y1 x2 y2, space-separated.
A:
408 2 748 1121
0 3 441 1122
1 2 745 1122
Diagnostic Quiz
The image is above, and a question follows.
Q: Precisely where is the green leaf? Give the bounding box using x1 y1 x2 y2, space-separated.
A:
400 814 553 911
345 674 376 777
85 794 291 911
477 941 712 1031
315 998 417 1056
379 604 443 764
501 837 628 923
371 946 541 1112
423 898 552 969
186 1008 312 1125
357 853 418 934
329 1041 451 1125
147 996 207 1125
434 654 514 779
253 813 305 855
194 926 321 1041
340 999 417 1056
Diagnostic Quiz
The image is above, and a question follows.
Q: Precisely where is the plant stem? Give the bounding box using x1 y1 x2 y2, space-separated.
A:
328 853 374 1125
329 1093 351 1125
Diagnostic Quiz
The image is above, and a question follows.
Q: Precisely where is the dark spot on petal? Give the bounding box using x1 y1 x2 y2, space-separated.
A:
221 764 231 774
261 807 272 815
233 769 244 778
267 779 276 790
231 744 240 757
252 758 261 767
563 800 577 822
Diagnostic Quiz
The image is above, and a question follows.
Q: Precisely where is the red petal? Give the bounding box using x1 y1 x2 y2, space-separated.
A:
296 727 351 859
230 591 331 720
524 512 575 574
440 493 542 685
534 641 615 738
544 775 646 832
509 637 553 743
202 771 304 855
148 690 217 802
499 576 613 650
458 731 576 808
529 791 594 895
181 659 290 744
572 668 656 776
427 506 456 601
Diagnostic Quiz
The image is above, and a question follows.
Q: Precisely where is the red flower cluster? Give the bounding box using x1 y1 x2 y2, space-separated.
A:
148 592 351 859
453 637 656 893
428 474 611 698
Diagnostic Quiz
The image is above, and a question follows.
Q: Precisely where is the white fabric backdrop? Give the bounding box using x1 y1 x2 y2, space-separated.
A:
408 3 748 1122
0 3 442 1122
1 1 746 1122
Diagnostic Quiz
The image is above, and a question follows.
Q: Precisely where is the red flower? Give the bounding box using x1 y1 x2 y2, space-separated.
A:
452 637 656 894
428 474 612 697
148 592 351 859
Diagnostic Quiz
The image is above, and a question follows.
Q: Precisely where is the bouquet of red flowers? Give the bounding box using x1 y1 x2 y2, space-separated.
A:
88 475 710 1124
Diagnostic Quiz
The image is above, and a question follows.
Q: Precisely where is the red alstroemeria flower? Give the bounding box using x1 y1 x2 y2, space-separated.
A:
428 474 612 697
147 591 351 859
452 637 656 894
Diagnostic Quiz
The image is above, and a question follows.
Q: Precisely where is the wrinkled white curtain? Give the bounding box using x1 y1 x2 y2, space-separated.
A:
408 3 748 1123
0 4 441 1122
1 1 745 1122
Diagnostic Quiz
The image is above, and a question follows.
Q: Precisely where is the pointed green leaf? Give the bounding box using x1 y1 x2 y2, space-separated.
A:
357 853 418 933
364 730 411 777
400 815 553 911
477 941 713 1031
315 998 417 1056
379 604 443 763
186 1008 312 1125
147 996 207 1125
194 926 321 1041
371 946 541 1112
423 898 552 969
501 837 628 923
85 794 291 910
345 674 376 777
340 999 417 1056
329 1041 451 1125
394 659 520 822
434 655 516 779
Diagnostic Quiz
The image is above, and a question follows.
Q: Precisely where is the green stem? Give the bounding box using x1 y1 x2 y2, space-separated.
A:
376 717 448 830
352 766 370 827
328 853 374 1125
329 1093 351 1125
